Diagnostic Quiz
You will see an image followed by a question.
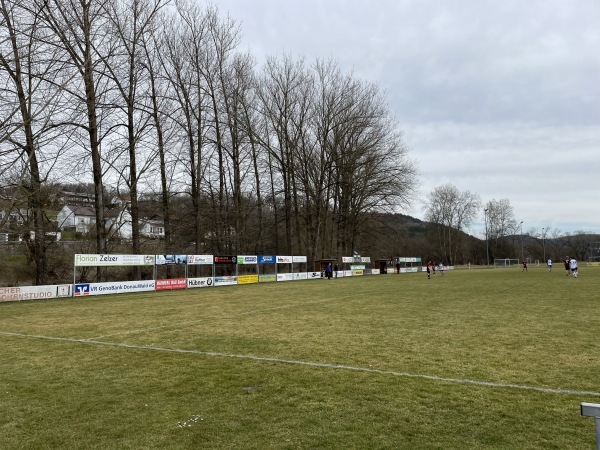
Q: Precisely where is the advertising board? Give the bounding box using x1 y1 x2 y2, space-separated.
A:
74 280 155 296
187 255 214 265
74 254 155 266
187 277 214 288
156 278 187 290
0 284 72 302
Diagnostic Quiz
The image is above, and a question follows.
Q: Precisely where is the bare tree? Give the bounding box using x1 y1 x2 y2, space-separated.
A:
257 54 312 255
162 0 212 254
0 0 71 283
37 0 114 266
563 231 594 261
425 184 481 264
318 61 416 257
484 198 517 259
140 9 177 254
100 0 167 277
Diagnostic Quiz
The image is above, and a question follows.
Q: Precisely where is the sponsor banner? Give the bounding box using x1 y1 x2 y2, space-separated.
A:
399 257 422 263
350 264 366 270
277 273 294 282
371 269 381 275
292 256 307 263
259 274 277 283
308 272 322 279
156 254 187 265
187 277 214 288
214 255 237 264
187 255 214 265
237 255 258 265
277 256 292 264
334 271 344 278
214 276 237 286
75 254 155 267
156 278 187 290
0 284 72 302
238 274 259 285
352 269 364 276
74 280 155 296
343 270 353 277
258 255 276 264
344 256 362 263
400 267 419 273
294 272 309 280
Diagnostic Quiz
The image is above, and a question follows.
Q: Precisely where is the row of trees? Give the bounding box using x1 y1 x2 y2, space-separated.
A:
1 0 417 284
422 183 597 265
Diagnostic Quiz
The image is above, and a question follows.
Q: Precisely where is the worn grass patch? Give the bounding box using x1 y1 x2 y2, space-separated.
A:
1 266 599 449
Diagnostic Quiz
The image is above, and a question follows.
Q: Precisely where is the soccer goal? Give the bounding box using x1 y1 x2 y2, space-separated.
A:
494 258 520 268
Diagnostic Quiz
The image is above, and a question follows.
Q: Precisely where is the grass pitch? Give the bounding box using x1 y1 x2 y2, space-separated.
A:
1 266 599 449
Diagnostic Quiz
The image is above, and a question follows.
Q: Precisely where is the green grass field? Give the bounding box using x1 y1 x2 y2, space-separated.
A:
1 266 600 449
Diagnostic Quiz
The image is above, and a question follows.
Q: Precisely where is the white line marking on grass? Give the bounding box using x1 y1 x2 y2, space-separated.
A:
2 330 600 398
497 284 524 294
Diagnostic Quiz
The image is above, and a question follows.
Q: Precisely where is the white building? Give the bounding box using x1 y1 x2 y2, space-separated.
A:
56 205 96 232
58 204 164 239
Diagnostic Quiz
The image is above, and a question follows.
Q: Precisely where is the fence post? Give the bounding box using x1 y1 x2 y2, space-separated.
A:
581 403 600 450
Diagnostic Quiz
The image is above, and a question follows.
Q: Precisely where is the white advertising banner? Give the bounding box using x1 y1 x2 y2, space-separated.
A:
74 254 155 267
343 270 353 277
74 280 155 296
187 277 214 288
371 269 381 275
277 256 293 264
187 255 214 265
342 257 353 263
307 272 322 279
0 284 72 302
292 256 307 263
294 272 309 280
360 257 371 263
277 273 294 282
214 276 237 286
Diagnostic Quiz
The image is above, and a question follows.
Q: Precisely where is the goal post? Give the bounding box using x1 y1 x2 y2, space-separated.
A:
493 258 520 268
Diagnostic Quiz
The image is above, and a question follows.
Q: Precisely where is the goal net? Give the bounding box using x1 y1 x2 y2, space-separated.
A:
494 258 520 268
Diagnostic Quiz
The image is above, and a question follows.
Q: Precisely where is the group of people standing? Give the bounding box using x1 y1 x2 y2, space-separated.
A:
528 257 579 278
426 261 444 279
564 256 579 278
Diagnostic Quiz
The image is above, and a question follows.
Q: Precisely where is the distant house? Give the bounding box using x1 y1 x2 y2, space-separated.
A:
57 204 164 239
141 216 164 238
0 208 26 226
105 208 132 239
56 205 96 232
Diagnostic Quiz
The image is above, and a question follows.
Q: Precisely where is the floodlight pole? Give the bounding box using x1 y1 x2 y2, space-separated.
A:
484 208 489 267
520 221 524 262
542 227 546 263
581 403 600 450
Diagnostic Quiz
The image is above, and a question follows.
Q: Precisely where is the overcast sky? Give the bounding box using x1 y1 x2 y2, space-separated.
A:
216 0 600 236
